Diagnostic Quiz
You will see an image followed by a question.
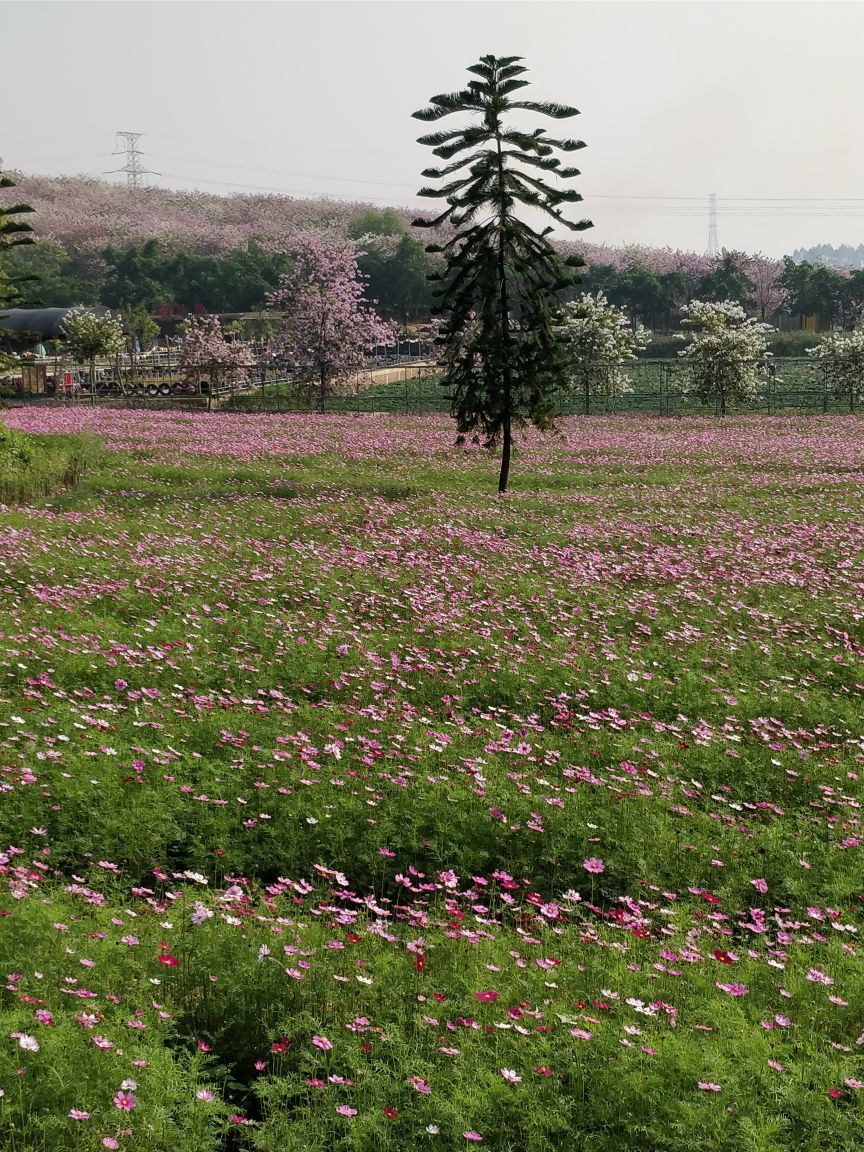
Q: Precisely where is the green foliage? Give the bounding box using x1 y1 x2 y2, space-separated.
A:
101 241 293 313
766 330 821 356
0 172 36 309
0 426 97 502
698 249 755 309
121 302 161 352
1 239 100 307
779 258 864 331
347 207 410 239
357 232 435 323
413 54 592 492
0 172 37 372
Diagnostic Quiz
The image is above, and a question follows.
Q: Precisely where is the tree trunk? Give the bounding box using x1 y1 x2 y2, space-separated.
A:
319 366 327 414
494 88 513 494
498 416 512 494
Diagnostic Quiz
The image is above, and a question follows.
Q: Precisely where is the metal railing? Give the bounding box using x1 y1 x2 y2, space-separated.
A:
14 356 864 416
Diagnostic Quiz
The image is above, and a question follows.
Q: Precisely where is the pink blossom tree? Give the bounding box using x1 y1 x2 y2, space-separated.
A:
747 254 785 321
268 235 396 411
179 315 251 393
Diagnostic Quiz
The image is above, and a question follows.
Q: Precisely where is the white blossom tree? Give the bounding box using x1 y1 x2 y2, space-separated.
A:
560 292 649 412
806 329 864 410
61 308 125 398
677 300 773 415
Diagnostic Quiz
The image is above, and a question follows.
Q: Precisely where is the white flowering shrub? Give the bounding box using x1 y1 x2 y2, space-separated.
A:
61 308 125 363
677 300 773 414
560 293 649 412
806 329 864 405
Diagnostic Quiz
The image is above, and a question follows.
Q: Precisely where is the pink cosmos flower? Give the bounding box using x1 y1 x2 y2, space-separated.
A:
768 1060 785 1072
463 1133 483 1142
113 1091 136 1111
844 1078 864 1089
571 1028 593 1041
312 1035 332 1052
102 1140 119 1150
806 968 834 986
750 878 768 894
68 1109 90 1120
474 989 499 1003
410 1075 431 1095
196 1089 215 1102
583 858 605 874
697 1082 722 1092
500 1068 522 1083
335 1105 357 1117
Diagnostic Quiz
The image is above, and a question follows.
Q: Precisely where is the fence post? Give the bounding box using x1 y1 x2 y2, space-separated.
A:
767 362 775 415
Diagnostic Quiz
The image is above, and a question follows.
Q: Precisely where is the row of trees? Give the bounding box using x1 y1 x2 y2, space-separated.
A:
6 178 859 335
2 222 790 330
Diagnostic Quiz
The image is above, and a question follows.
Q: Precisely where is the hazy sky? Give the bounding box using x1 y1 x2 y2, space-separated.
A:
4 0 864 256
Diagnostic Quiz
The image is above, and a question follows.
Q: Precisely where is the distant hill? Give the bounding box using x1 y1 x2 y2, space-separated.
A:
1 172 398 256
791 243 864 269
3 173 709 273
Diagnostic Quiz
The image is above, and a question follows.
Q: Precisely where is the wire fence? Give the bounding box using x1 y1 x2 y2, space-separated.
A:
219 358 864 417
13 356 864 416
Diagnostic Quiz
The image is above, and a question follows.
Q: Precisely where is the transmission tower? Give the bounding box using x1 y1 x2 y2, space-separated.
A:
112 132 151 188
706 192 719 257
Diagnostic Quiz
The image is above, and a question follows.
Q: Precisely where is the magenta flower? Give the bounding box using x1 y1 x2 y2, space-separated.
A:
410 1075 431 1095
697 1082 722 1092
113 1091 136 1111
463 1133 483 1142
312 1035 332 1052
570 1028 593 1040
750 877 768 893
335 1105 357 1117
768 1060 785 1072
68 1109 90 1120
583 857 605 874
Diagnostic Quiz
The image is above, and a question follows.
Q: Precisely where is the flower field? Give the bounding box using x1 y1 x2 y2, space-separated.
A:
1 409 864 1151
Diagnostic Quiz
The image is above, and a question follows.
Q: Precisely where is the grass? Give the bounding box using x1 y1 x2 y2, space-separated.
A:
0 422 99 503
0 410 863 1151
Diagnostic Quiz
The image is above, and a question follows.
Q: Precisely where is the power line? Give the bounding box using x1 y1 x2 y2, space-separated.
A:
147 153 422 189
155 171 424 205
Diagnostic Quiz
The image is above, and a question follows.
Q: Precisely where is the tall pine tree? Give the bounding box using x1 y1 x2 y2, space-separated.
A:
0 171 36 310
413 55 592 492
